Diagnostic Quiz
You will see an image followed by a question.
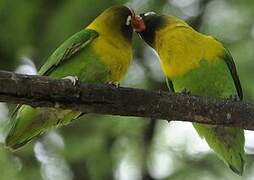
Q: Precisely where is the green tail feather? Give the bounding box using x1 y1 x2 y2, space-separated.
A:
6 105 80 150
193 123 245 175
229 153 244 176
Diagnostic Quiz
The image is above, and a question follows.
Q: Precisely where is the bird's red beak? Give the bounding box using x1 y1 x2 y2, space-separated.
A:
131 15 146 32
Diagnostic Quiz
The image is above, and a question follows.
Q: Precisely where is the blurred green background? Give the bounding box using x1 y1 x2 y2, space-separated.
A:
0 0 254 179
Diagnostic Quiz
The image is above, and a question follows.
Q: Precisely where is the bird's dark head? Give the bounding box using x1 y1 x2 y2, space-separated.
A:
131 12 165 46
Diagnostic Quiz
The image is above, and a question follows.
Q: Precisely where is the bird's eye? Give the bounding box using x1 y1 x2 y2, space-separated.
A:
144 12 156 16
126 15 132 26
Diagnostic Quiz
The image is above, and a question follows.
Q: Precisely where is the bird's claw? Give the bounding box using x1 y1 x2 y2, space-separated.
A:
63 76 79 86
106 81 120 88
181 88 191 95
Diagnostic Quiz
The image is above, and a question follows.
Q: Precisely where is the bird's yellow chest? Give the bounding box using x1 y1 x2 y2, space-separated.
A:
155 26 224 78
91 35 132 82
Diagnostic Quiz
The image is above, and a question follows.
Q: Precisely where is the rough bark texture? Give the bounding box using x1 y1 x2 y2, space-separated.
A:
0 71 254 130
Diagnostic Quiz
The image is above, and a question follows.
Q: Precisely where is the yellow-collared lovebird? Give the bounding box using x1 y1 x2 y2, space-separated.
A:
6 5 137 150
132 12 245 175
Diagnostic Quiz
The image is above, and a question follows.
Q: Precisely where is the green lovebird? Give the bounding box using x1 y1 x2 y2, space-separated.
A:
6 5 136 150
132 12 245 175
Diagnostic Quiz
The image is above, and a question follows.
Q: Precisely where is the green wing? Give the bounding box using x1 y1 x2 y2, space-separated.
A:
38 29 99 76
11 29 98 118
221 49 243 100
166 77 175 92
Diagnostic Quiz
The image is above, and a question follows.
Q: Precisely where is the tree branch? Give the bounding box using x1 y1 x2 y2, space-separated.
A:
0 71 253 130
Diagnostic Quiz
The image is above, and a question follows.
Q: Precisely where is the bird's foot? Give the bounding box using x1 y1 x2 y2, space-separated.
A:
181 88 191 95
63 76 79 86
106 81 120 88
